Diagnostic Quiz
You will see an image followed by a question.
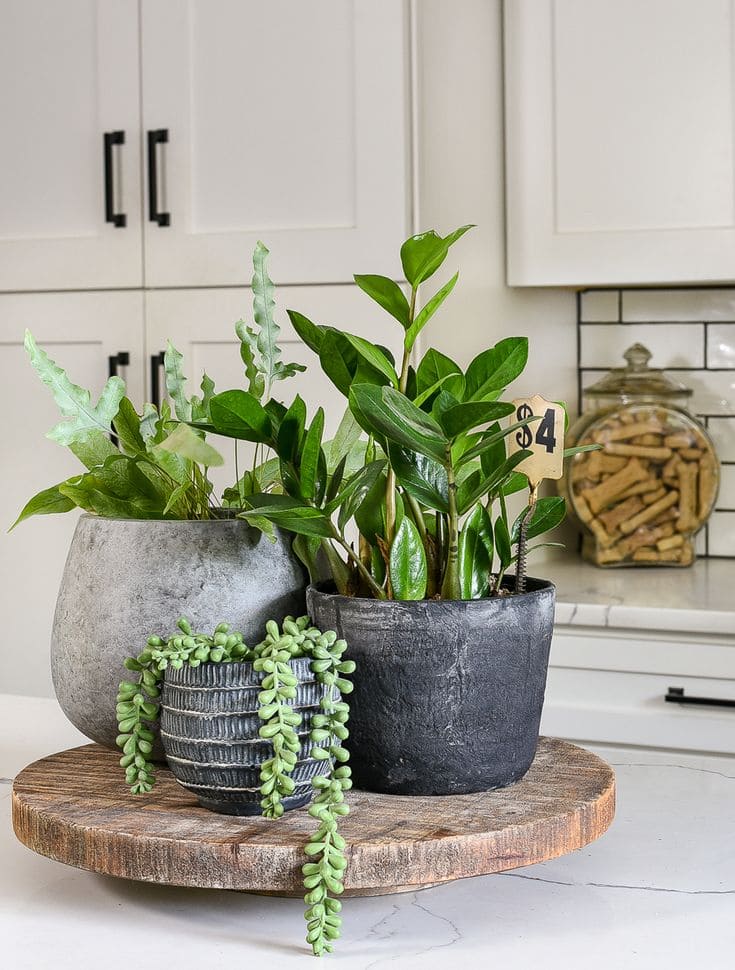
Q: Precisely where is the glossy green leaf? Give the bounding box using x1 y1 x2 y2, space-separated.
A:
399 225 473 288
415 348 464 398
456 415 540 467
342 333 398 387
438 401 515 439
157 423 224 467
405 272 458 352
389 517 427 600
478 422 505 480
458 504 494 599
239 495 333 538
164 341 191 421
286 309 326 355
494 515 512 571
563 443 602 458
277 395 307 465
354 471 404 545
319 329 359 397
457 450 531 514
387 444 449 513
24 330 125 446
326 406 363 471
500 471 529 496
349 384 448 463
325 454 347 505
209 390 272 442
324 459 385 515
292 534 324 584
300 407 325 502
354 274 410 328
511 496 566 545
10 483 76 529
464 337 529 402
335 460 386 531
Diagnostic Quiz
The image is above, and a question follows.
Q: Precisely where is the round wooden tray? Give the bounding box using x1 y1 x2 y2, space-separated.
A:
12 737 615 897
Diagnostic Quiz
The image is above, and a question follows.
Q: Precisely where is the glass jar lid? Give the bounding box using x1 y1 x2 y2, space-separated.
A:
584 343 692 400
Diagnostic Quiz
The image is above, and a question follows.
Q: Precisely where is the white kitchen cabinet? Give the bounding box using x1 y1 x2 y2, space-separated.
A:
140 0 409 287
0 0 409 294
0 0 143 292
504 0 735 286
144 284 403 497
0 291 145 696
541 626 735 753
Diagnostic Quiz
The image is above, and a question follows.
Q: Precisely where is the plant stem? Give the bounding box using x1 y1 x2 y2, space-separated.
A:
383 287 416 561
440 446 460 599
330 529 387 599
403 491 427 544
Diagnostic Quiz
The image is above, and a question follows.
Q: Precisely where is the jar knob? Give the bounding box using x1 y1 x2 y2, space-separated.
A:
623 343 652 372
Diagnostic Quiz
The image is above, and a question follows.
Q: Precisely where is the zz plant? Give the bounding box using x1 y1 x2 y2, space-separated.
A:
199 226 581 600
117 614 354 957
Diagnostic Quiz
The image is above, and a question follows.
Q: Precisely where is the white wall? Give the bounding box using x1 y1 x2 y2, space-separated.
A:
413 0 577 408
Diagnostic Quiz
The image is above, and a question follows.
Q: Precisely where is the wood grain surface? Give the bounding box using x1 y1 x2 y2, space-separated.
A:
12 737 615 897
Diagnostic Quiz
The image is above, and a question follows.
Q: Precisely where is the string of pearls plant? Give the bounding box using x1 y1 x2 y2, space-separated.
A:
116 615 355 957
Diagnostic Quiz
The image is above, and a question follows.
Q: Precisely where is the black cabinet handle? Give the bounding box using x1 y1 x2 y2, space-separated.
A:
150 351 166 408
103 131 126 227
108 351 130 379
147 129 170 226
665 687 735 709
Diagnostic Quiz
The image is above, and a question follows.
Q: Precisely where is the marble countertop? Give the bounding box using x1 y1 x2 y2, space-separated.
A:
2 695 734 969
545 556 735 636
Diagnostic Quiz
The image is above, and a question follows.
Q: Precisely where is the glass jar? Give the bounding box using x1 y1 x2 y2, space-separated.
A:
561 344 719 567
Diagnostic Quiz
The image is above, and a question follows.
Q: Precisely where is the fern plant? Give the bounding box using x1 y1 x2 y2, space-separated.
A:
117 615 354 958
13 243 304 526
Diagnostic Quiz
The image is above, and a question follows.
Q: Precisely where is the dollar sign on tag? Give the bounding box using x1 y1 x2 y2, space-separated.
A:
515 403 533 449
507 395 565 486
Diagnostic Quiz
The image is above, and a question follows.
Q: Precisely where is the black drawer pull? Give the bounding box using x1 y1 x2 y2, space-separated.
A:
103 131 126 227
150 351 166 409
665 687 735 709
147 129 171 226
108 351 130 379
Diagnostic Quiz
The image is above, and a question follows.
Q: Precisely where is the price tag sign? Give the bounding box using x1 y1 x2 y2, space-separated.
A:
507 395 565 486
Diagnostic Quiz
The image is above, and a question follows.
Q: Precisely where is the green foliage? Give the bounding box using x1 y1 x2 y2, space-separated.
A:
17 243 305 526
117 614 353 958
21 229 573 601
205 225 573 601
24 331 124 446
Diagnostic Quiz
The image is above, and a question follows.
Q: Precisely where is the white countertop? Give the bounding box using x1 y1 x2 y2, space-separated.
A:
547 556 735 636
1 695 734 969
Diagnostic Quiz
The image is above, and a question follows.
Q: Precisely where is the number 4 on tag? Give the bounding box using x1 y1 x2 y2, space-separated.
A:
507 395 565 486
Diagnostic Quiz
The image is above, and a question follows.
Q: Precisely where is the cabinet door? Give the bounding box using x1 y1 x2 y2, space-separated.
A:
0 292 145 697
145 285 403 498
0 0 143 292
505 0 735 286
140 0 409 287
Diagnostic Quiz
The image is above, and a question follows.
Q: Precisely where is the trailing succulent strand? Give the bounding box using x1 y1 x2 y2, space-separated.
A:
116 615 355 957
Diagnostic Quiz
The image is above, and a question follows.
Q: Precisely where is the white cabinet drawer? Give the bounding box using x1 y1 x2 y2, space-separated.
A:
541 666 735 754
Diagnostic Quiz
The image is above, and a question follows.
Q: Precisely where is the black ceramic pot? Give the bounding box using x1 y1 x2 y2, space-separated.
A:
159 658 331 815
306 578 555 796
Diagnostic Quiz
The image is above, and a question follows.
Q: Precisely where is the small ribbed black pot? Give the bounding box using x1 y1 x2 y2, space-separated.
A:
306 578 555 796
160 658 332 815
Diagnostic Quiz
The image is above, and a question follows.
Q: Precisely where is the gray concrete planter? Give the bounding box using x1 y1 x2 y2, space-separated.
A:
306 579 556 795
51 515 307 752
160 658 331 815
